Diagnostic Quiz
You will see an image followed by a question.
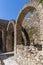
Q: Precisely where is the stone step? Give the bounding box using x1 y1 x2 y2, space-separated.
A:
0 51 14 56
0 59 2 65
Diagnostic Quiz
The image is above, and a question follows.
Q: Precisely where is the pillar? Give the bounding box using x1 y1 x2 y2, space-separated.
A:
14 24 16 57
2 30 6 52
6 33 12 52
37 3 43 51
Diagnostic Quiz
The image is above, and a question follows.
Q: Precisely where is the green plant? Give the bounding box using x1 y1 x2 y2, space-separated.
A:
30 8 36 14
39 0 43 3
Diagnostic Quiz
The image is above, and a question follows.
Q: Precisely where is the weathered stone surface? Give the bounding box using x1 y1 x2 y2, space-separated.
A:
14 45 43 65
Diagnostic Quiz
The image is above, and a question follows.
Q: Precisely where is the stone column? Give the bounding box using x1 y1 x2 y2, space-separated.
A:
6 33 12 52
2 30 6 52
37 3 43 51
14 24 16 57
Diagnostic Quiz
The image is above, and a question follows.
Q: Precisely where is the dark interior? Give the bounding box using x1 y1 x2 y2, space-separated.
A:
0 31 2 52
22 27 30 46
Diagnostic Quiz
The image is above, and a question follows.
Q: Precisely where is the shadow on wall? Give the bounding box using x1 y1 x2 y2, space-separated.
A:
22 27 30 46
0 31 3 52
22 27 42 51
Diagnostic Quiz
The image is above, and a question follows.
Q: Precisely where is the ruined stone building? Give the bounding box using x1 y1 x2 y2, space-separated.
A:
0 19 9 52
0 0 43 57
0 0 43 65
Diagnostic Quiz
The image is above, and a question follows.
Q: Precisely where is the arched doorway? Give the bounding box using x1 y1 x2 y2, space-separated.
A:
16 1 40 46
6 20 16 52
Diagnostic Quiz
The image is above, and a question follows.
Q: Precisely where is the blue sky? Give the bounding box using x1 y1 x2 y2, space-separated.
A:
0 0 30 20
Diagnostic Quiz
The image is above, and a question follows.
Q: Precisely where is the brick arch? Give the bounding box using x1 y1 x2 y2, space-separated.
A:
6 20 16 55
16 1 39 45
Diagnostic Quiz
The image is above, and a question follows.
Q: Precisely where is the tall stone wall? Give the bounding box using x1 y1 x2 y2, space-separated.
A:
37 3 43 50
16 0 40 45
22 13 40 45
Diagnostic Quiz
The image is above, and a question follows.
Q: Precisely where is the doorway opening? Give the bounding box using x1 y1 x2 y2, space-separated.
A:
0 31 3 52
6 22 14 52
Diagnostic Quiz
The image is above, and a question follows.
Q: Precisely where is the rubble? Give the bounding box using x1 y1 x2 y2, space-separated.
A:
14 45 43 65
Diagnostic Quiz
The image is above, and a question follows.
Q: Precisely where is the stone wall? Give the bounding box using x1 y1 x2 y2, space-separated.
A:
15 1 43 65
16 0 40 46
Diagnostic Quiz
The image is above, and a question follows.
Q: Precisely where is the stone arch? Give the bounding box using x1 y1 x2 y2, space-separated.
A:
16 1 39 45
6 20 16 54
22 27 30 46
